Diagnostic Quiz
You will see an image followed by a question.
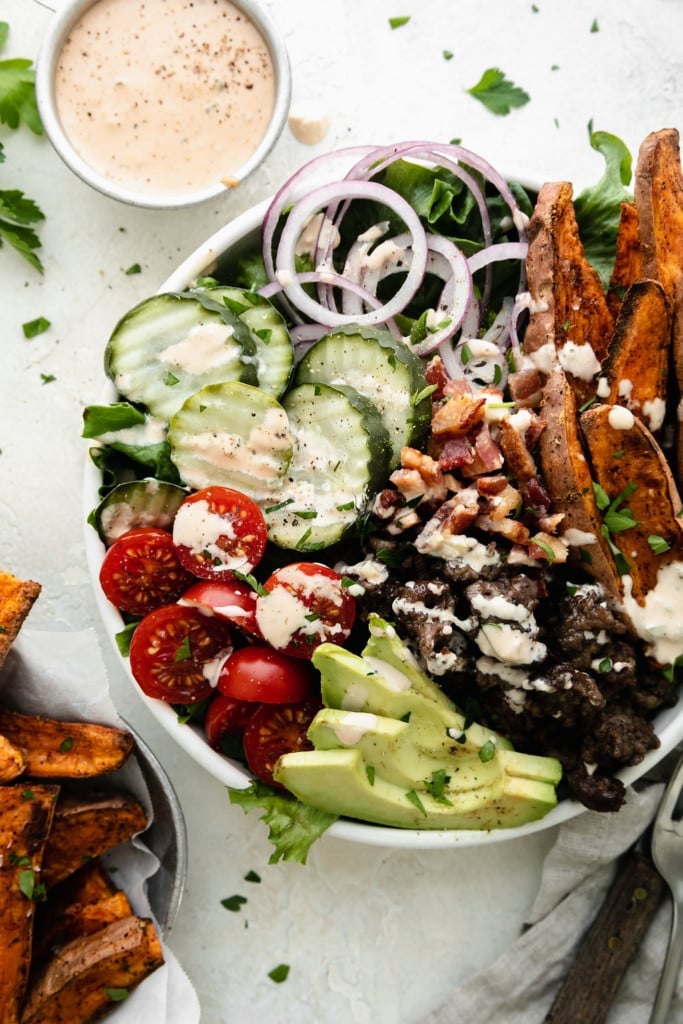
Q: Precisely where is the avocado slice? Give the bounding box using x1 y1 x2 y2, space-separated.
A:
307 707 505 790
274 747 559 830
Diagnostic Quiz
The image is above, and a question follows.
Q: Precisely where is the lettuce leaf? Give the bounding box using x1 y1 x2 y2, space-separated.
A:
228 781 337 864
574 123 633 291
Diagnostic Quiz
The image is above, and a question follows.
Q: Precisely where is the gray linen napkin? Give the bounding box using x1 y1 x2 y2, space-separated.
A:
427 784 683 1023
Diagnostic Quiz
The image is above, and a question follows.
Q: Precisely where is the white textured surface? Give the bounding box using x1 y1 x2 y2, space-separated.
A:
2 1 682 1020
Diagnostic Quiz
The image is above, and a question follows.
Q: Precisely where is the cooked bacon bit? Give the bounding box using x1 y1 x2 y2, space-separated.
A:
438 435 475 471
459 424 505 477
476 514 531 544
508 367 545 407
528 532 569 563
476 475 509 497
424 356 450 400
390 448 447 505
386 508 422 535
372 489 405 520
422 490 481 538
524 475 552 515
481 482 522 520
507 544 539 566
431 393 486 438
537 512 565 534
443 376 474 398
498 417 537 485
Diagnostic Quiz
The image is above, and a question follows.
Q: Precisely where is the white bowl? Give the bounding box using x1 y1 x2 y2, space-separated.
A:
83 198 683 849
36 0 291 210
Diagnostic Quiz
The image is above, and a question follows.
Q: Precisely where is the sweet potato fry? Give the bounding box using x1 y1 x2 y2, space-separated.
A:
606 201 642 318
41 792 148 889
580 402 683 605
633 128 683 482
524 181 614 404
600 279 671 433
20 916 164 1024
32 883 133 969
0 570 41 670
0 784 59 1024
538 367 622 598
0 732 26 783
0 707 134 779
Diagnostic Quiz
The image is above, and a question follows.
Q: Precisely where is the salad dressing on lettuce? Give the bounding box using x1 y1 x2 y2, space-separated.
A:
54 0 276 195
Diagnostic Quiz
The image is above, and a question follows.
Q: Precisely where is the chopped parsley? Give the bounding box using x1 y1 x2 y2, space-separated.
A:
104 988 129 1003
405 789 427 816
590 18 599 32
22 316 50 338
268 964 290 983
59 736 74 753
244 870 261 883
365 764 375 786
18 867 46 902
232 570 268 596
124 263 141 275
221 894 247 912
40 372 56 384
443 50 454 60
466 68 530 116
478 739 496 763
174 635 192 661
389 16 411 29
648 534 671 555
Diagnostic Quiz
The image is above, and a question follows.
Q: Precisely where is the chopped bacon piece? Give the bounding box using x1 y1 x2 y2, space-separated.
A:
481 482 522 520
459 424 505 477
438 435 475 471
528 532 569 563
476 514 530 544
443 376 474 398
523 410 546 447
372 489 405 520
523 475 552 515
424 356 450 400
431 393 486 437
390 448 447 505
499 417 537 484
537 512 565 534
476 475 509 497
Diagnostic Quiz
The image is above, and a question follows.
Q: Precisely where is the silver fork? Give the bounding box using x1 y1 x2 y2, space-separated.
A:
649 752 683 1024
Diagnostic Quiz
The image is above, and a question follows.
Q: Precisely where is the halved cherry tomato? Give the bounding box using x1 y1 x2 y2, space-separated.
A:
204 693 256 750
217 646 316 704
99 527 194 616
129 604 233 703
242 699 322 787
255 562 356 659
179 579 260 636
172 485 267 580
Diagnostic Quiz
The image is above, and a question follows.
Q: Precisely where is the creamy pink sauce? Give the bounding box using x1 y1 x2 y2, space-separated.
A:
54 0 276 195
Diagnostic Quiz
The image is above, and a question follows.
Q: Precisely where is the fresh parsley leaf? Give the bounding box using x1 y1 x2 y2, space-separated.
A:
389 16 411 29
648 534 671 555
443 50 454 60
174 635 192 661
592 481 610 510
244 870 261 883
22 316 50 338
466 68 530 116
590 18 599 32
18 868 46 902
59 736 74 753
228 781 337 864
221 894 247 912
40 372 56 384
405 789 427 816
124 263 141 275
268 964 290 983
0 188 45 272
103 988 129 1003
0 40 43 134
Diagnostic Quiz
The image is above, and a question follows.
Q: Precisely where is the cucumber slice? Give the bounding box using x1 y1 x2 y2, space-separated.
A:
294 323 431 467
92 479 188 545
168 381 293 498
265 382 392 551
192 285 294 399
105 293 258 422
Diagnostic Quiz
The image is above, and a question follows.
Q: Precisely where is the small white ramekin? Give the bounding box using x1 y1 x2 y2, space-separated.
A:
35 0 291 210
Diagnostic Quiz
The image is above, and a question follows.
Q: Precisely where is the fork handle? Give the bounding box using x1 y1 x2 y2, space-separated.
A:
545 850 665 1024
649 898 683 1024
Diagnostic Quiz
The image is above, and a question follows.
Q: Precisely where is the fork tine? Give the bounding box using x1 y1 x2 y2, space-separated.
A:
653 753 683 827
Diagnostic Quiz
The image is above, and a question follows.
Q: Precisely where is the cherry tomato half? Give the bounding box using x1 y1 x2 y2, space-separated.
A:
99 527 194 616
255 562 356 659
242 700 321 787
217 646 316 704
129 604 233 704
204 693 256 750
172 486 267 580
179 579 260 636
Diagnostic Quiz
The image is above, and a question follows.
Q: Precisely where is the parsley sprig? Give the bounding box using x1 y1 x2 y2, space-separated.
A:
0 22 45 271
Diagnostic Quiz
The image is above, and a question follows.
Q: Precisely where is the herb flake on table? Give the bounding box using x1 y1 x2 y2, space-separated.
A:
466 68 530 116
0 22 45 271
590 18 599 32
268 964 290 984
22 316 50 338
124 263 142 275
389 16 410 29
221 894 247 912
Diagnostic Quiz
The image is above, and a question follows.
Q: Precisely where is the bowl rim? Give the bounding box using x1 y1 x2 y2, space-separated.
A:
83 189 683 849
35 0 292 210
